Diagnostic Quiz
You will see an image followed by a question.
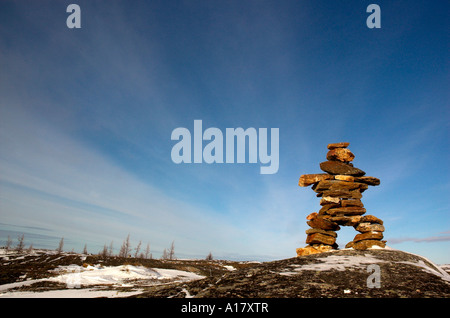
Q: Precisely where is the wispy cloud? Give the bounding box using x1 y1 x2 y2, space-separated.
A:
0 102 311 259
0 105 255 257
389 235 450 244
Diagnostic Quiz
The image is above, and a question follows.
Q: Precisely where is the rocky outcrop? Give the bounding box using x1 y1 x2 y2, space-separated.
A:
133 249 450 298
297 143 386 256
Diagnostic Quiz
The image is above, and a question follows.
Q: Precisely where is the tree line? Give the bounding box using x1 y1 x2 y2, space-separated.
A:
2 234 214 260
3 234 66 254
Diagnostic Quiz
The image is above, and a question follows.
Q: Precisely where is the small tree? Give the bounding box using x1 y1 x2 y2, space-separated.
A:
27 244 33 254
100 244 108 257
108 241 114 257
5 235 12 252
161 248 168 260
168 241 176 260
56 237 64 254
16 234 25 253
144 242 151 259
206 252 213 261
119 234 131 258
134 240 142 258
82 244 88 254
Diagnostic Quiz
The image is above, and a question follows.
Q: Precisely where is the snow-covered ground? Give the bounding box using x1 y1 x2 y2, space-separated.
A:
280 253 387 275
0 248 205 298
48 264 204 286
0 287 144 298
440 264 450 273
0 264 204 298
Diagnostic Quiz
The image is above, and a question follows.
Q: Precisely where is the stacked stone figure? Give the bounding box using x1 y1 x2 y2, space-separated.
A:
296 142 386 256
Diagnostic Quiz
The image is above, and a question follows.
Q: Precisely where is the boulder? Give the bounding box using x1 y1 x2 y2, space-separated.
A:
320 161 366 176
326 148 355 162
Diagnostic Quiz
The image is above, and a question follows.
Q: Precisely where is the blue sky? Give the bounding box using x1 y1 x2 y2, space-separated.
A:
0 1 449 263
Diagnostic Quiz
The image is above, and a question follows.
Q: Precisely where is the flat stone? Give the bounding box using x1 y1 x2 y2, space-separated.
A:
326 148 355 162
298 174 334 187
320 196 341 205
327 206 367 216
335 175 380 189
306 212 318 220
353 231 384 242
296 244 334 256
354 176 380 186
341 199 364 207
313 180 368 192
334 175 355 182
318 189 363 199
306 233 336 245
320 161 366 176
345 241 354 248
360 215 384 224
306 213 340 231
352 240 386 250
329 215 362 226
355 223 385 233
305 228 338 237
327 142 350 150
319 203 340 214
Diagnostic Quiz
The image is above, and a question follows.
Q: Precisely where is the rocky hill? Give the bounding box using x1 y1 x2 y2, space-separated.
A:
134 248 450 298
1 247 449 298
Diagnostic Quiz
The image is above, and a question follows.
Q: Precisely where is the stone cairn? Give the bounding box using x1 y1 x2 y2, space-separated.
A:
296 142 386 256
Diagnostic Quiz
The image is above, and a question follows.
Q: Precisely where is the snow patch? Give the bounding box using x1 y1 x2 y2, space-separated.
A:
47 264 204 287
48 264 159 286
0 263 205 298
399 260 450 282
440 264 450 272
0 288 143 298
280 254 386 276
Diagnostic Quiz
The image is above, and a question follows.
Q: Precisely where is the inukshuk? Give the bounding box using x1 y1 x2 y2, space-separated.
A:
296 142 386 256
